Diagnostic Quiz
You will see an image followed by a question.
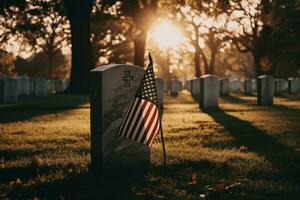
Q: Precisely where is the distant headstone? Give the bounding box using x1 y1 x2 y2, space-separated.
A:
170 79 180 95
164 80 168 91
288 78 299 94
274 79 285 96
55 80 67 92
33 77 48 97
257 75 274 105
0 76 18 103
155 78 164 111
252 79 257 93
244 79 253 95
191 78 200 97
90 64 149 173
199 75 219 109
230 79 241 92
185 80 191 91
219 78 229 96
47 80 56 94
17 75 30 96
282 79 288 92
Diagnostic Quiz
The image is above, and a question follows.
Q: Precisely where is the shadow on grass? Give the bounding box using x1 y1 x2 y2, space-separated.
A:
7 171 144 200
0 94 89 123
221 95 252 104
203 108 300 172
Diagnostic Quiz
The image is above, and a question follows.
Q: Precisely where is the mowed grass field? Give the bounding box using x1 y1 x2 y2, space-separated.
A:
1 91 300 199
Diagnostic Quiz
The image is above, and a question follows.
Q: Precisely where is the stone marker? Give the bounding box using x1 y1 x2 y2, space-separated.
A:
186 80 191 91
288 78 299 94
170 79 180 95
191 78 200 97
90 64 149 173
0 76 18 103
252 79 257 93
219 78 229 96
230 79 241 92
55 80 67 92
164 80 168 91
282 79 288 92
17 75 30 96
33 77 48 97
199 74 219 109
244 79 253 95
257 75 274 105
47 80 56 94
155 78 164 111
274 79 285 96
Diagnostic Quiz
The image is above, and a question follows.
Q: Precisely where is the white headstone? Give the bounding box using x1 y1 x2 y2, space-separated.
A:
164 80 168 92
252 79 257 92
170 80 180 95
288 78 299 94
244 79 253 95
200 75 219 109
55 80 67 92
17 75 30 96
90 64 149 173
185 80 191 91
274 79 285 96
230 79 241 92
0 76 18 103
191 78 200 97
33 77 48 97
219 78 229 96
282 79 288 92
47 80 56 94
257 75 274 105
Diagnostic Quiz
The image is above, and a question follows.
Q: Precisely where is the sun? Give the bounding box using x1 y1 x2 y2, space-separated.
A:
150 21 184 48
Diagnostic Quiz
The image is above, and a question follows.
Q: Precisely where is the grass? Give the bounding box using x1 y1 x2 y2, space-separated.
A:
0 91 300 199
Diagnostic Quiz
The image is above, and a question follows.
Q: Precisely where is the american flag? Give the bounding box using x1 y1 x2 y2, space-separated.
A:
118 54 160 146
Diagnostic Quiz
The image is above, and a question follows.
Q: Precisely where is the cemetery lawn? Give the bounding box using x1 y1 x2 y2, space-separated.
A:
1 92 300 199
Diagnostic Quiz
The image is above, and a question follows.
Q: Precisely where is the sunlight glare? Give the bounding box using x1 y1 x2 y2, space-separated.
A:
151 21 184 48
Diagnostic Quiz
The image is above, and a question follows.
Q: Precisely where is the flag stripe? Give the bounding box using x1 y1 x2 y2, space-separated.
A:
133 103 155 141
140 106 158 144
147 116 160 146
119 98 141 137
132 102 153 141
123 99 145 138
145 108 160 145
127 100 149 139
136 104 157 143
118 98 136 136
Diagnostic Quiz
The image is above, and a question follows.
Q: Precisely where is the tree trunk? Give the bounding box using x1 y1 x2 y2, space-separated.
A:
208 48 217 74
64 0 94 93
253 51 262 77
133 36 146 68
199 48 209 74
47 53 54 79
194 48 201 77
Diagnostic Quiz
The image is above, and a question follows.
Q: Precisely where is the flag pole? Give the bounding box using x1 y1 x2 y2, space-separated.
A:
159 112 167 166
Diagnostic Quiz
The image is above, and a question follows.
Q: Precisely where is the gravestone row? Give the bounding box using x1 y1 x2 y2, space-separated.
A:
0 75 70 104
186 75 300 108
